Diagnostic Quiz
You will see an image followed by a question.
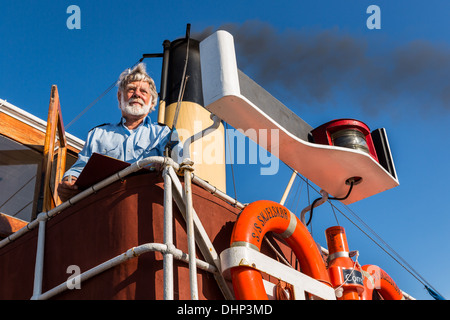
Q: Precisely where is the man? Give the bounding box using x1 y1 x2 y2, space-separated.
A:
57 63 181 202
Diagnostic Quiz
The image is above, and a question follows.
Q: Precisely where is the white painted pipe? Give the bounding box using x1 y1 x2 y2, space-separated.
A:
280 170 297 206
401 290 415 300
162 166 174 300
181 159 198 300
35 243 216 300
31 219 46 300
191 173 245 210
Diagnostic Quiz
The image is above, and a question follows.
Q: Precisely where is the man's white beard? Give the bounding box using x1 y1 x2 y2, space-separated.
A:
120 96 152 116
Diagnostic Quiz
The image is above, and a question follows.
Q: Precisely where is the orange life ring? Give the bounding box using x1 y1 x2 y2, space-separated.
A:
229 200 331 300
361 264 403 300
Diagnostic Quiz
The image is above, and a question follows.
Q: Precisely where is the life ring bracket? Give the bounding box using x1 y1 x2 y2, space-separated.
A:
220 246 336 300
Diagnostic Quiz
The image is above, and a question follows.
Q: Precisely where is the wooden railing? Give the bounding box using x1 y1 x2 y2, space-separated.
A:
41 85 67 211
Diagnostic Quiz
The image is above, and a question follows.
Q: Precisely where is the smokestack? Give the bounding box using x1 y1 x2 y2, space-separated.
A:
160 34 227 192
193 21 450 118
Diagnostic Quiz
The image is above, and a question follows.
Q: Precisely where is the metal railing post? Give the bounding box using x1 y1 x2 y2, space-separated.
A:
167 166 234 300
31 216 47 300
180 158 198 300
162 165 174 300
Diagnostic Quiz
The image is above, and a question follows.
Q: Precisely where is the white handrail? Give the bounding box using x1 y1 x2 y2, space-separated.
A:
0 156 180 249
191 173 245 210
33 242 217 300
0 155 241 300
25 156 178 300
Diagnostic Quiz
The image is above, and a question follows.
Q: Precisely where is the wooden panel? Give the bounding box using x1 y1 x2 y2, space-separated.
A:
0 113 44 147
0 213 27 239
0 112 80 154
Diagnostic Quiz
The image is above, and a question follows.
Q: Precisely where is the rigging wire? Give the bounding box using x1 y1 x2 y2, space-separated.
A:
289 168 444 299
0 175 36 212
12 200 33 218
65 58 144 130
330 201 340 225
332 199 445 298
330 199 444 298
292 177 304 214
65 81 117 130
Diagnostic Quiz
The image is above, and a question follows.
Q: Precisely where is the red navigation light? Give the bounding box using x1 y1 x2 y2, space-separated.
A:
311 119 379 163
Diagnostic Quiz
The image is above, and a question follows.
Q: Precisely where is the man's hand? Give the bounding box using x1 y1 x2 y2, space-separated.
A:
57 176 79 202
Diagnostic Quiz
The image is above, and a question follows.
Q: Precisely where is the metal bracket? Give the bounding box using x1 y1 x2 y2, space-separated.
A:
220 246 336 300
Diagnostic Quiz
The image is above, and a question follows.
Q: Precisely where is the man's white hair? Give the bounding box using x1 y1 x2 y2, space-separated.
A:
118 63 158 108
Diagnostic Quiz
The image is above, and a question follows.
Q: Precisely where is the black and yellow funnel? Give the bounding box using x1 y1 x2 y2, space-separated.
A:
158 34 226 192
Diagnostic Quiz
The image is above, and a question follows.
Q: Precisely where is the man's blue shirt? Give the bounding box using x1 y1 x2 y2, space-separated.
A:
64 116 180 178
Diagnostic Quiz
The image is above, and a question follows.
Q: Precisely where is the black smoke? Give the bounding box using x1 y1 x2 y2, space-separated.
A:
193 20 450 117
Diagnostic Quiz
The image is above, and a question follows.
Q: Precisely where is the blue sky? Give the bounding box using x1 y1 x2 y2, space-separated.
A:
1 1 449 300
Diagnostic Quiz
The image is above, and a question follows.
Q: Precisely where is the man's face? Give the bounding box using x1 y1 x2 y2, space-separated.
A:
119 81 153 117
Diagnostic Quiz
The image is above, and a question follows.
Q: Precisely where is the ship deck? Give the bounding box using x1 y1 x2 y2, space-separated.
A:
0 170 304 300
